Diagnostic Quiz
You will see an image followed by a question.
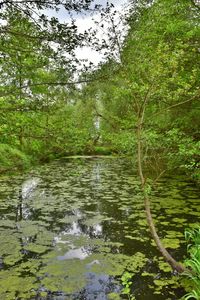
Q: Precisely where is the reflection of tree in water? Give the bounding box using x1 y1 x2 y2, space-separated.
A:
15 177 46 260
16 177 41 222
16 187 23 222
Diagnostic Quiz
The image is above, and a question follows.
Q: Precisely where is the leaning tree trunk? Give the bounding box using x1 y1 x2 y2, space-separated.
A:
136 119 186 273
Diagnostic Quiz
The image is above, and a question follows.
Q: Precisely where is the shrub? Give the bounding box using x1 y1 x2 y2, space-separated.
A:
0 143 31 172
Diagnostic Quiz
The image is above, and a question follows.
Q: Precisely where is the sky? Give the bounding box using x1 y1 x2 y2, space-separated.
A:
45 0 128 22
45 0 129 65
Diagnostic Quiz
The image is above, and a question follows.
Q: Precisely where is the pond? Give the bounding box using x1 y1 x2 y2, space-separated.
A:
0 157 199 300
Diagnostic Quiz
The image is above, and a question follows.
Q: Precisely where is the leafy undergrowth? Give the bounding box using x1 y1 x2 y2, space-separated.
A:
0 142 119 174
182 228 200 300
0 143 31 173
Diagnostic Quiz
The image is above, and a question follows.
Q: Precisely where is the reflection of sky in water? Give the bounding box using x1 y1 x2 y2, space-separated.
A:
84 273 121 300
57 247 91 260
93 223 102 235
67 221 82 235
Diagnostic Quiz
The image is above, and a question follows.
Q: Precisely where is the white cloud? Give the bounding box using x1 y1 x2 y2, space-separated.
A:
45 0 129 64
75 47 103 65
74 1 129 65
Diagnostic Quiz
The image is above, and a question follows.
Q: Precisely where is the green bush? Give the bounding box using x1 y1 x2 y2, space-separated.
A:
93 146 114 155
102 131 136 155
0 143 31 172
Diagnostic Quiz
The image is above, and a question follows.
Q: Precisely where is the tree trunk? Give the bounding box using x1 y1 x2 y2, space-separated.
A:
136 120 186 273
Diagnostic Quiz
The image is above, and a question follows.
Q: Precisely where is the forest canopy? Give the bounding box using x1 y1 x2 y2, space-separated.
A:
0 0 199 177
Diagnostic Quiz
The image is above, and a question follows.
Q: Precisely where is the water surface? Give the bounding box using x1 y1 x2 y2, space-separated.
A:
0 157 199 299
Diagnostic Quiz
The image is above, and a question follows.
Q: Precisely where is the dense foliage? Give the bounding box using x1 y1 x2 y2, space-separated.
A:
0 0 199 177
0 9 97 172
183 228 200 299
86 0 200 179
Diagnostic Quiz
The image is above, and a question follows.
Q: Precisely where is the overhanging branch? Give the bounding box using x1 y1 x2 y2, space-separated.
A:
0 76 108 97
149 93 200 119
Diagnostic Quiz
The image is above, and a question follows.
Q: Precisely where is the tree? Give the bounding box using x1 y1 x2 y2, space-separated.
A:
0 0 105 93
86 0 199 272
0 9 56 147
0 8 98 163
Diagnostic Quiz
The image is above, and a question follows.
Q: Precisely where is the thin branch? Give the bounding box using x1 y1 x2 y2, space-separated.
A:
0 29 45 40
24 78 105 88
93 105 117 129
150 93 200 119
140 85 154 123
0 77 108 97
14 3 43 30
152 169 166 186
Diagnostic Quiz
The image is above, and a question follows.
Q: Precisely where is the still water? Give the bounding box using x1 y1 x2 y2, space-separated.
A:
0 157 199 300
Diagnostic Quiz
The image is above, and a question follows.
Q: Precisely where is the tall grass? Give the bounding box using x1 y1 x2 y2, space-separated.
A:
183 228 200 300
